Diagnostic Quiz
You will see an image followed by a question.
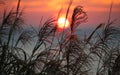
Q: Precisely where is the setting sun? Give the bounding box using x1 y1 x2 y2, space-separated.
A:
57 17 70 29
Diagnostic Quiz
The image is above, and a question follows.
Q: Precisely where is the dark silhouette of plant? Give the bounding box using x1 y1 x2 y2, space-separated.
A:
0 0 120 75
87 2 120 75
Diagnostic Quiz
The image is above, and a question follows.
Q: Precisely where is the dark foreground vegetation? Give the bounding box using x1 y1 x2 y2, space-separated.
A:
0 0 120 75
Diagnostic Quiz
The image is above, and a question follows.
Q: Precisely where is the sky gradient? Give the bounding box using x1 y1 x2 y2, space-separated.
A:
0 0 120 28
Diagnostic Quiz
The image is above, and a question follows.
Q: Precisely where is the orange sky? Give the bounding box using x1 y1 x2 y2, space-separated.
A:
0 0 120 27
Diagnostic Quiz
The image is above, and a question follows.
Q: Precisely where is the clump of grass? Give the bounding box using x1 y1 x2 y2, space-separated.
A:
0 0 120 75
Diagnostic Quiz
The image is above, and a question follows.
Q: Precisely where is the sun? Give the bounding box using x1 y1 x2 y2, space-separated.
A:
57 17 70 29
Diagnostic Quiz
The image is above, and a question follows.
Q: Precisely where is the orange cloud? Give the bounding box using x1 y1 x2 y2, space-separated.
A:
5 0 120 13
1 0 119 26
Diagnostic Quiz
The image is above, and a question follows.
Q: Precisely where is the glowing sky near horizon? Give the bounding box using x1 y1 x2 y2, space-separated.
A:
0 0 120 27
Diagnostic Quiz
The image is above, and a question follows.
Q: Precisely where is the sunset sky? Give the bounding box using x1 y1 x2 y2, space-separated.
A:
0 0 120 28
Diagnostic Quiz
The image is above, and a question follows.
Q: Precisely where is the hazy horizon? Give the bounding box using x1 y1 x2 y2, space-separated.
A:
0 0 120 28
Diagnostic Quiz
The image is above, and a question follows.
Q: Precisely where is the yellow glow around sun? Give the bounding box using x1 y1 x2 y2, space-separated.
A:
57 17 70 29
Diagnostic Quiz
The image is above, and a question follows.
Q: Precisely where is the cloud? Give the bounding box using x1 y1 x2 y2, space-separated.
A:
6 0 120 13
2 0 119 26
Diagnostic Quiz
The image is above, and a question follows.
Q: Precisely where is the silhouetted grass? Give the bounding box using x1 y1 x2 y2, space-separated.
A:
0 0 120 75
